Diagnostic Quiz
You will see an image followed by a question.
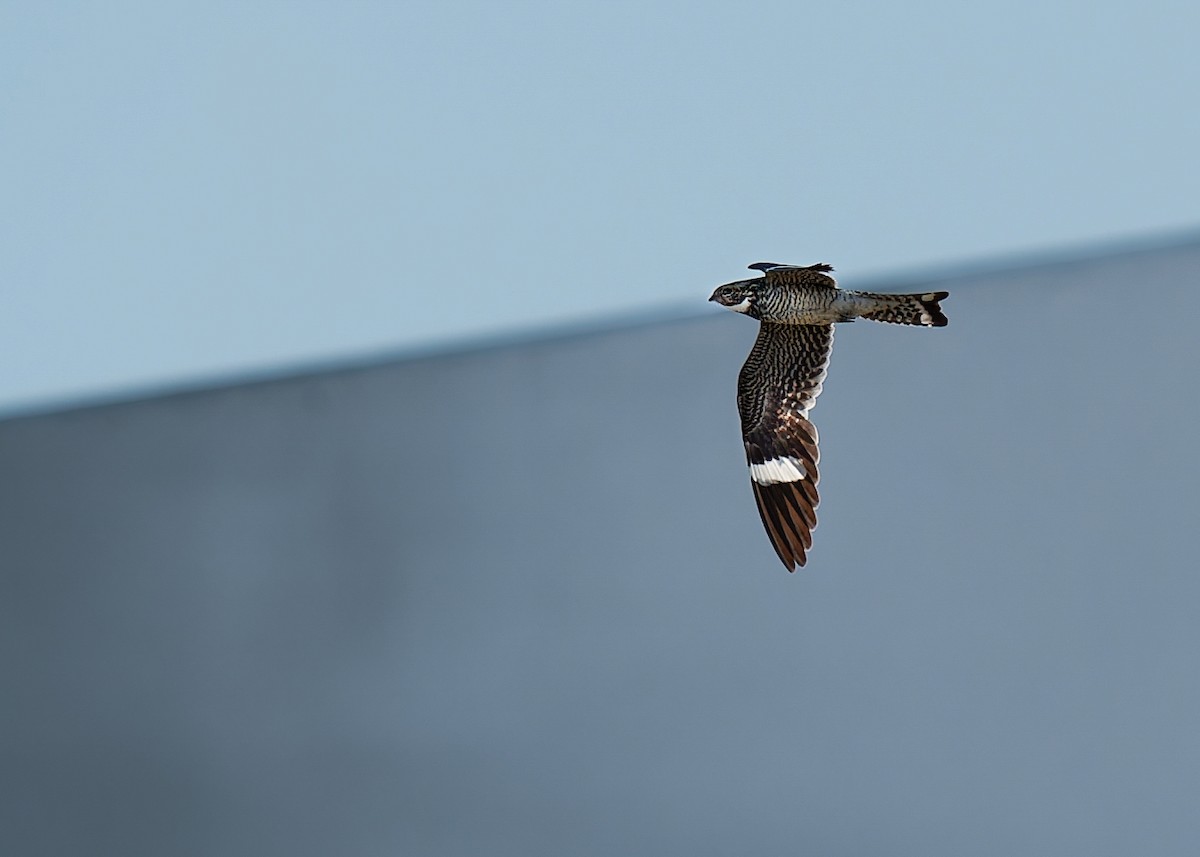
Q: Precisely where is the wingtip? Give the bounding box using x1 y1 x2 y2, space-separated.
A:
752 480 816 573
747 261 836 275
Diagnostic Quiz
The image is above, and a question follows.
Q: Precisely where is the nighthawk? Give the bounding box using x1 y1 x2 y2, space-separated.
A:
710 262 948 571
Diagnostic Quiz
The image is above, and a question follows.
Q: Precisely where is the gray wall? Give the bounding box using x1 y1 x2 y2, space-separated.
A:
3 239 1199 856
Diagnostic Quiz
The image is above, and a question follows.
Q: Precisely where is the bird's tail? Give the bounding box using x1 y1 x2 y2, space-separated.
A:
855 290 949 327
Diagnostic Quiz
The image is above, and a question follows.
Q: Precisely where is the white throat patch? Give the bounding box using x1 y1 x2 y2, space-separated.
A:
728 297 752 313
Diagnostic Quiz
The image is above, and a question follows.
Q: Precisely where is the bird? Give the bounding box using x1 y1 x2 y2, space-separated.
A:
709 262 948 571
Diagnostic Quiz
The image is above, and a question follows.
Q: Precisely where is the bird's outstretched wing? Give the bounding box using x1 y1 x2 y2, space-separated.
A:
737 322 835 570
748 262 838 290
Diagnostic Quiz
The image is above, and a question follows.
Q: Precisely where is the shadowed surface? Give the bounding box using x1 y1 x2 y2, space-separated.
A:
3 240 1199 855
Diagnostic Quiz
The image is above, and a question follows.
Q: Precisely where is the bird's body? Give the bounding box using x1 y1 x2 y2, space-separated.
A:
710 262 948 571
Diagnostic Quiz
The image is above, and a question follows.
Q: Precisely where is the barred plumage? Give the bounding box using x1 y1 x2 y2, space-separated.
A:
709 262 949 571
857 291 949 326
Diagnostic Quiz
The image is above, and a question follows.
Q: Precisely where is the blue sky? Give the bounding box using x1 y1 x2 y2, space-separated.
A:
3 0 1198 415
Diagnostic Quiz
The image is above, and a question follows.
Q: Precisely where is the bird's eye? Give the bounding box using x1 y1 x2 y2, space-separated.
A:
721 288 737 300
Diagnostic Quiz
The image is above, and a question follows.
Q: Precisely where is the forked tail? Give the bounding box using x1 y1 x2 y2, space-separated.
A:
857 290 949 327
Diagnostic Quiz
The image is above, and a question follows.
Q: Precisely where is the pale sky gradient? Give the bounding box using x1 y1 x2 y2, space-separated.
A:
3 0 1198 416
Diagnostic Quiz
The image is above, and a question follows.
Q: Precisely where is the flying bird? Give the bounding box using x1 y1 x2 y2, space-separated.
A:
710 262 948 571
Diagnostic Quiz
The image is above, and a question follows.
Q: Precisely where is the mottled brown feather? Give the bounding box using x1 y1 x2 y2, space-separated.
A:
738 324 834 570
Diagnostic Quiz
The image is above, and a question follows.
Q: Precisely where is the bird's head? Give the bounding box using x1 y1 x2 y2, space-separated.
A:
708 280 758 315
